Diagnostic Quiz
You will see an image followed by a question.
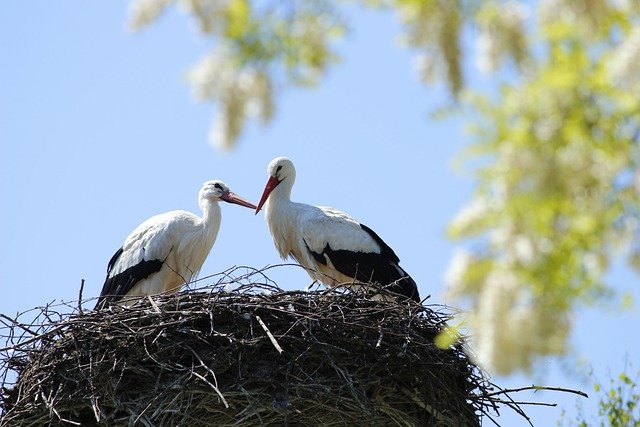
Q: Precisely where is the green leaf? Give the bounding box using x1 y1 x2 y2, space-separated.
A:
225 0 250 39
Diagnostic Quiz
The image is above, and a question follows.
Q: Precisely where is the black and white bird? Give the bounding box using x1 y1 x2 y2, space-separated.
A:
255 157 420 302
95 180 256 309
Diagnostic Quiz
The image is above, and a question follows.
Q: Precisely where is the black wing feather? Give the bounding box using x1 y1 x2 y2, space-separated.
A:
305 223 420 302
359 224 400 264
94 247 163 309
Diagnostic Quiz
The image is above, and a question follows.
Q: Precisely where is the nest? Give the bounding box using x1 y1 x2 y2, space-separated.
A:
1 267 540 426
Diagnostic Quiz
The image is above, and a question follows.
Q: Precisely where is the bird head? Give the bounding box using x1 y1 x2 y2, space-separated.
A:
200 180 257 210
255 157 296 214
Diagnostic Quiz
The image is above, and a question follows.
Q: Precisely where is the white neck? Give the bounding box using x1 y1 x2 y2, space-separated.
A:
264 179 297 259
200 199 222 239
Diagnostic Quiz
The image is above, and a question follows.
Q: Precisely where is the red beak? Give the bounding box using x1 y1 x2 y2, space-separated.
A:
255 175 280 214
220 191 258 210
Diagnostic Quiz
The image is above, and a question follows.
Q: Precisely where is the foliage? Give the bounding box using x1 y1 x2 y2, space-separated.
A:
128 0 346 149
596 372 640 427
446 0 640 375
128 0 518 149
561 367 640 426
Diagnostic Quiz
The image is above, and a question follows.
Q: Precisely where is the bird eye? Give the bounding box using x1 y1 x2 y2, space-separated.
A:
214 183 223 190
276 165 282 173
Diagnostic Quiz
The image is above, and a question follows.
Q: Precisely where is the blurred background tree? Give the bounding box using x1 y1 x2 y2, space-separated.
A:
127 0 640 377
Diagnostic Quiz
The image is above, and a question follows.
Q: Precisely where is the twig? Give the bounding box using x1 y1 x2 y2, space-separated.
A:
192 371 230 408
0 323 67 352
187 346 229 408
256 315 284 354
375 327 384 348
489 400 559 407
483 385 588 399
77 279 85 315
0 313 40 338
147 296 161 313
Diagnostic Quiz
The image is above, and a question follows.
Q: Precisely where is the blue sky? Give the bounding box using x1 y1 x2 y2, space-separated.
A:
2 2 639 425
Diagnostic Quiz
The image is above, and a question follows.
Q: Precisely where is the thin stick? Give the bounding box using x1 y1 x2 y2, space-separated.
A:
375 327 384 348
256 315 283 354
147 296 161 313
0 313 40 337
483 385 588 399
192 371 230 408
0 324 67 352
187 346 229 408
489 399 559 407
78 279 85 315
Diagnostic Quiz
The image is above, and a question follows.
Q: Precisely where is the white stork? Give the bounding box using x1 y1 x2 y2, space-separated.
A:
95 180 256 309
255 157 420 302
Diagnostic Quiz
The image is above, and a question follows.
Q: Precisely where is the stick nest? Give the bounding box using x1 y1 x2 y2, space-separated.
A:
1 267 519 426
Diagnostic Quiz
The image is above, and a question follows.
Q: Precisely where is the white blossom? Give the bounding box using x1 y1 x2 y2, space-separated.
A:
538 0 566 26
540 0 611 34
475 1 529 74
475 32 496 74
512 235 536 266
611 0 631 9
583 253 603 277
503 0 530 21
489 224 512 249
444 248 473 294
413 53 438 84
451 196 491 234
610 27 640 90
462 262 571 374
187 50 273 150
472 268 522 373
187 50 236 101
128 0 172 31
533 113 562 142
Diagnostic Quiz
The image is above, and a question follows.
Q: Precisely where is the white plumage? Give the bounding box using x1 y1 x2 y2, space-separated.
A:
255 157 420 302
95 180 256 308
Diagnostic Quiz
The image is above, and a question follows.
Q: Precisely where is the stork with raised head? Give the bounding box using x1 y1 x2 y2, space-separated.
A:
95 180 256 309
255 157 420 302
